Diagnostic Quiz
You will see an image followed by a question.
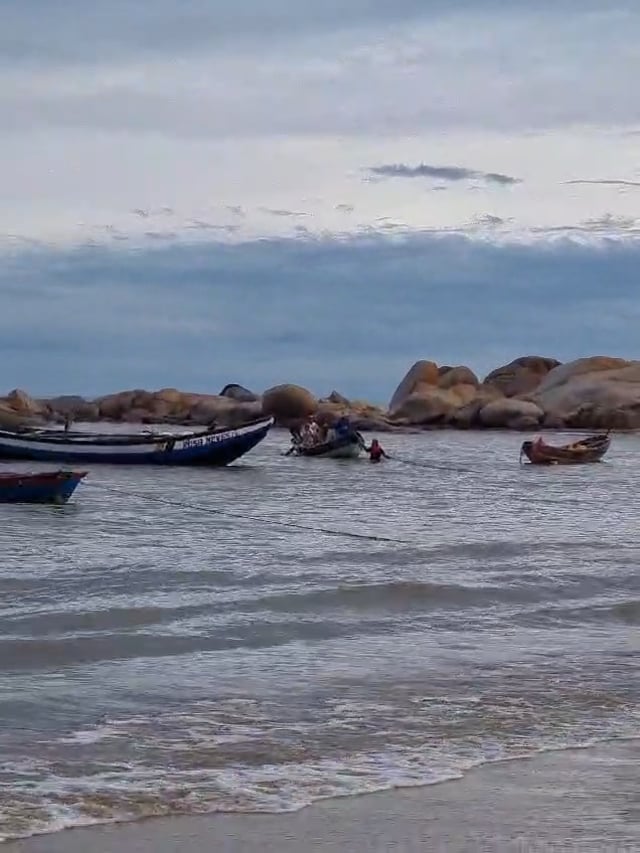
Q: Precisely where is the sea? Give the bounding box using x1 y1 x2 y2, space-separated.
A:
0 429 638 843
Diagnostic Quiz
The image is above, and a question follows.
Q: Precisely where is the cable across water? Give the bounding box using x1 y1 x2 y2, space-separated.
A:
85 483 411 545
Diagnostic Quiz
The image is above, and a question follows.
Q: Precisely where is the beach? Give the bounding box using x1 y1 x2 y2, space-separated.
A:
8 742 639 852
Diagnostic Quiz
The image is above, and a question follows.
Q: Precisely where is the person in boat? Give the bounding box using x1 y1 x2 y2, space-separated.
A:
365 438 388 463
334 416 352 439
285 424 303 456
301 418 321 448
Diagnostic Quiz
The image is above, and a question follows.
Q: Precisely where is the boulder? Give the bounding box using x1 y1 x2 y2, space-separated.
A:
0 402 31 429
315 399 392 432
438 366 479 390
6 388 46 416
219 383 259 403
154 388 184 408
327 390 351 406
389 360 439 411
447 387 504 429
389 388 461 425
478 398 544 430
262 384 318 424
95 391 138 420
530 358 640 428
483 356 561 397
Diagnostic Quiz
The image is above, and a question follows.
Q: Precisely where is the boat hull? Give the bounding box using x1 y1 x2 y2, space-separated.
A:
295 435 363 459
0 418 273 466
520 434 610 465
0 470 87 504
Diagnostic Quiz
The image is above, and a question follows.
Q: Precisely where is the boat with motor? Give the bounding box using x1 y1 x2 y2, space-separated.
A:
0 417 274 466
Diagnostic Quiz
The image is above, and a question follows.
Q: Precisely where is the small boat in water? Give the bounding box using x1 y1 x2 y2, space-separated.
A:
520 433 611 465
0 417 273 466
0 469 87 504
286 415 365 460
292 433 364 460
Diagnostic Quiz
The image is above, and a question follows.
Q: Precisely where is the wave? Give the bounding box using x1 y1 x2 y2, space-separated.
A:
2 733 638 843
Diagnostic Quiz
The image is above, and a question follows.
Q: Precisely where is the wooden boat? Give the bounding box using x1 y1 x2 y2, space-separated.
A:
0 469 87 504
289 432 364 460
0 417 273 466
520 433 610 465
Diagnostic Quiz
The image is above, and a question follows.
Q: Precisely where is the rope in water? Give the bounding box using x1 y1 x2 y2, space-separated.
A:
387 454 480 475
84 482 410 545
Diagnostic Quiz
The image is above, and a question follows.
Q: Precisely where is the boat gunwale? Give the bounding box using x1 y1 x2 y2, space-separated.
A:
0 417 273 448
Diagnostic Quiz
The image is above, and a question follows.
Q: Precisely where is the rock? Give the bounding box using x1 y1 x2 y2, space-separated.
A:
478 398 544 429
389 388 461 425
315 399 393 432
389 361 439 411
121 407 154 423
327 390 351 405
438 366 479 390
542 412 567 430
132 390 156 410
445 383 482 406
46 395 100 422
483 356 561 397
95 391 138 420
0 402 32 429
530 357 640 428
447 388 504 429
219 383 259 403
6 388 46 416
262 384 318 424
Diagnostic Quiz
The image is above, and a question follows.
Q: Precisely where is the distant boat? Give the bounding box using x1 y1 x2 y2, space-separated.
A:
520 433 610 465
0 469 87 504
0 417 273 466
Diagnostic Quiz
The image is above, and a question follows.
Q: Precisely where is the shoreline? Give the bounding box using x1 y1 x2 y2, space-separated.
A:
7 740 640 852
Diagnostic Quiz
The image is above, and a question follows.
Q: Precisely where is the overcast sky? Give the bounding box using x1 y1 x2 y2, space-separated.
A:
3 1 640 397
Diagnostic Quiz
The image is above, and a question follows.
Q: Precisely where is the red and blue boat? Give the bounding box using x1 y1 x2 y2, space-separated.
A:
0 469 87 504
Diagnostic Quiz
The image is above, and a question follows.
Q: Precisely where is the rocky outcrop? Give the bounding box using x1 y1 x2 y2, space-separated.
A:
530 357 640 429
262 384 318 424
7 352 640 433
483 356 560 397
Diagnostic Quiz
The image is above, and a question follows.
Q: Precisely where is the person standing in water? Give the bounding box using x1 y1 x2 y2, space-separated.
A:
365 438 388 463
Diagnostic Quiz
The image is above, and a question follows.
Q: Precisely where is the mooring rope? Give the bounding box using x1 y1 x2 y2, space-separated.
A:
387 454 479 475
84 483 410 545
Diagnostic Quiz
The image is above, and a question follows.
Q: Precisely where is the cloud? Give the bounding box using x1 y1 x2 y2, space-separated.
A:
259 208 310 218
369 163 521 185
564 179 640 188
2 233 640 401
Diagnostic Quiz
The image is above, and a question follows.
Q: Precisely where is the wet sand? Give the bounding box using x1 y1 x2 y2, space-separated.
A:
8 741 640 853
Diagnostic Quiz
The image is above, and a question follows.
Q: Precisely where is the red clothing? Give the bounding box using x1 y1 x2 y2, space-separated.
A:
369 444 384 462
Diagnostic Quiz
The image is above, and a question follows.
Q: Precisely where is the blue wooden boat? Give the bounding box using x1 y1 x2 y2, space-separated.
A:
0 417 273 466
0 469 87 504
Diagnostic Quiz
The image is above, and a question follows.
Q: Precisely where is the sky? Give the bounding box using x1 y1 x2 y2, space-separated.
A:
3 1 640 401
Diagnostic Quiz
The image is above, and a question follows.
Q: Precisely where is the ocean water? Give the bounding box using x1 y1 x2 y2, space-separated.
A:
0 429 638 842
